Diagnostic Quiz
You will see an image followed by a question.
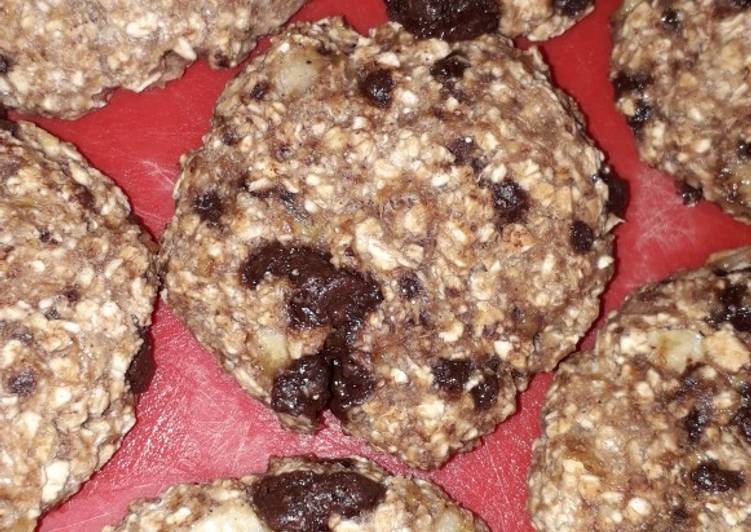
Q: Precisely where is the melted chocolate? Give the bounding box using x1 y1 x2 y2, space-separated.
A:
385 0 500 42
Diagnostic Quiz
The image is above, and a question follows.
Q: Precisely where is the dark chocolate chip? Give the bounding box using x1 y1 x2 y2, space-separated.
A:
398 273 422 300
570 220 595 254
691 461 744 492
44 307 60 320
222 127 240 146
192 191 223 226
385 0 500 42
74 185 96 211
492 179 530 226
38 229 52 243
627 100 653 132
684 406 709 443
678 182 703 205
734 405 751 444
470 374 499 411
8 369 35 396
711 283 751 332
612 71 653 99
446 137 476 166
595 167 629 218
359 69 394 109
0 55 10 74
430 51 470 85
125 328 155 395
661 8 682 30
432 358 472 395
64 287 80 304
329 356 375 419
270 354 332 420
252 470 385 532
737 140 751 161
553 0 593 17
250 81 270 101
214 52 231 68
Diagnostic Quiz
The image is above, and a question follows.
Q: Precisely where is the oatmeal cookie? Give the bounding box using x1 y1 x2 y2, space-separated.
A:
528 247 751 531
105 455 487 531
384 0 595 42
160 18 618 469
611 0 751 222
0 118 158 530
0 0 306 118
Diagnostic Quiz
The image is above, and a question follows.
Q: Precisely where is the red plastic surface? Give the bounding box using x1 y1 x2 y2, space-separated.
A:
23 1 751 530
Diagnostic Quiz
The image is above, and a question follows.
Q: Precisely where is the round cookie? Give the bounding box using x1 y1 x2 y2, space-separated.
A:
160 18 618 468
528 247 751 531
385 0 595 42
0 0 306 119
0 119 157 529
610 0 751 222
104 456 487 531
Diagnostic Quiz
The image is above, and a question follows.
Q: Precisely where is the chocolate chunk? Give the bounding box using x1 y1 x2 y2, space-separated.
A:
595 167 629 218
432 358 472 395
447 137 476 166
684 406 709 443
711 283 751 332
38 229 52 243
570 220 595 254
678 181 703 205
329 356 375 419
385 0 500 42
252 470 385 532
270 354 332 420
74 185 96 211
192 191 223 226
126 328 155 395
431 51 470 85
738 139 751 161
628 100 653 132
661 8 682 30
250 81 270 101
734 405 751 444
553 0 593 17
398 273 422 300
612 71 653 99
691 461 744 492
0 55 10 74
492 179 530 226
359 70 394 109
8 369 35 396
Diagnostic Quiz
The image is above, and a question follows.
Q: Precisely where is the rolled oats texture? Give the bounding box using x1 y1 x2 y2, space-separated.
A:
0 0 306 118
529 246 751 531
0 121 158 531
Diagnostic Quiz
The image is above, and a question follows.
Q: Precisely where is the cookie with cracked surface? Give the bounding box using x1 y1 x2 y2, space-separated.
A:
0 120 158 530
611 0 751 223
384 0 595 42
104 456 488 532
528 247 751 531
0 0 306 118
160 18 617 468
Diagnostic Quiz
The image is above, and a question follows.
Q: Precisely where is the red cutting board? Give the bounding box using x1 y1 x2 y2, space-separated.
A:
22 0 751 530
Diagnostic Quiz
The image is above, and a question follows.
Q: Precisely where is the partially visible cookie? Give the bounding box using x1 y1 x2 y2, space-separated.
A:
611 0 751 222
104 456 488 531
528 247 751 531
0 0 306 118
161 18 618 468
384 0 594 42
0 119 158 529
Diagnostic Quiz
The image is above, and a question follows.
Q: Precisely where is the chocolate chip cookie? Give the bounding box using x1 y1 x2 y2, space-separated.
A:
0 118 158 529
0 0 305 118
528 247 751 531
611 0 751 222
385 0 595 42
104 456 488 531
160 18 618 468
